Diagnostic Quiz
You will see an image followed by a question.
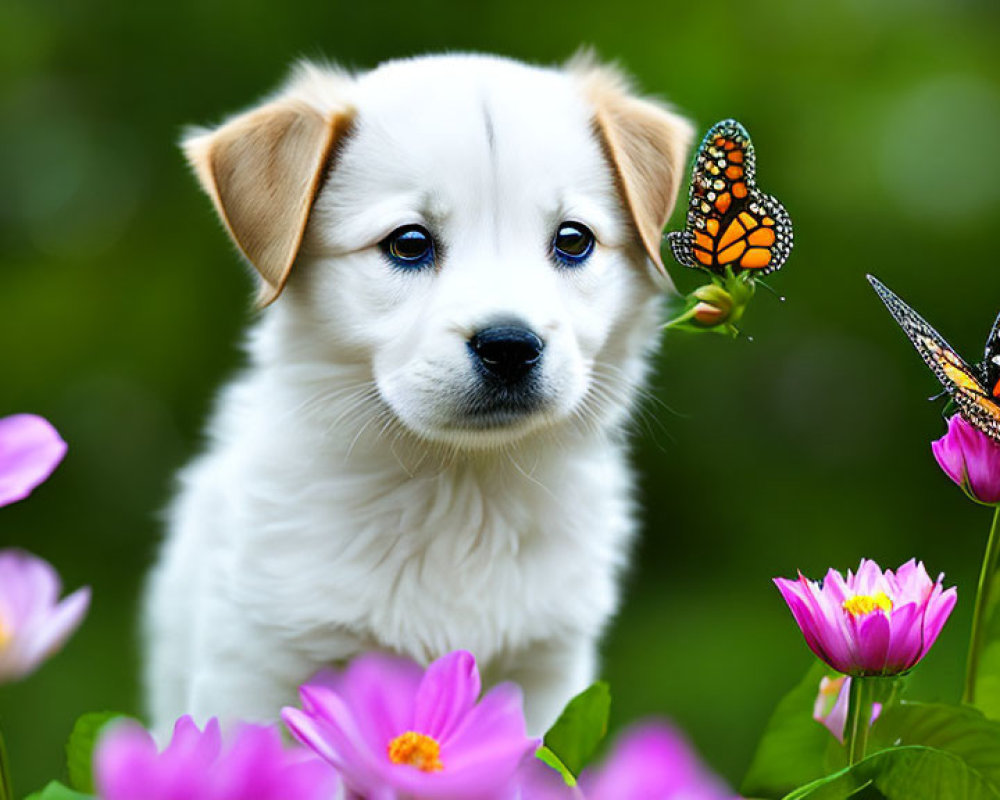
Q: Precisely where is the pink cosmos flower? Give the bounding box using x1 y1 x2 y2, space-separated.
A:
812 676 881 743
775 559 957 676
282 650 538 800
577 721 736 800
0 549 90 683
94 715 338 800
932 414 1000 505
0 414 66 507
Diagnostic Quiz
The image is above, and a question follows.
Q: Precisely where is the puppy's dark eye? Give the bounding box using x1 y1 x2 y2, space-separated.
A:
552 222 595 266
380 225 435 269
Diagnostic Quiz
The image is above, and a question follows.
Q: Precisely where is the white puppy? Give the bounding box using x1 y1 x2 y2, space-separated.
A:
144 53 692 736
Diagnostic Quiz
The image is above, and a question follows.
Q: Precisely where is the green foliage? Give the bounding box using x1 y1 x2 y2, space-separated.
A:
873 703 1000 784
23 782 93 800
540 682 611 782
742 661 836 799
64 713 125 794
783 703 1000 800
974 562 1000 719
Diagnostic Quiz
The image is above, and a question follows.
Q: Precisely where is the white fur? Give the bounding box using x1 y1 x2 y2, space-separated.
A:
145 54 676 736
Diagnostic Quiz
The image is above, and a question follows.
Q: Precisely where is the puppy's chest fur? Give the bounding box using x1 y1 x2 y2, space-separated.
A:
204 374 635 668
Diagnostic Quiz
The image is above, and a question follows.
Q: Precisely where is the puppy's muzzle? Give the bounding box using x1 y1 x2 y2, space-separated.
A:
468 325 544 384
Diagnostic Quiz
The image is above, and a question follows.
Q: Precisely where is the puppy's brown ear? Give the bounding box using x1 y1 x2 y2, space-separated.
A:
574 60 694 280
183 99 352 305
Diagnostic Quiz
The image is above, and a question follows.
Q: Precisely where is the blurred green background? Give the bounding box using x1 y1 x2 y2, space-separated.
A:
3 0 1000 793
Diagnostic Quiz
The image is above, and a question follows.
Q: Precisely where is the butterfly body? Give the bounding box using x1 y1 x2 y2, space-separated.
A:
667 119 793 277
868 275 1000 443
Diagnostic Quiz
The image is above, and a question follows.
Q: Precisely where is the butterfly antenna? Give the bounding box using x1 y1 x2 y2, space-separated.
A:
756 278 787 303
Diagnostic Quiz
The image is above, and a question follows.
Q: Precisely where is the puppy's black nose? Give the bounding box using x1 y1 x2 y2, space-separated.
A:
468 325 544 383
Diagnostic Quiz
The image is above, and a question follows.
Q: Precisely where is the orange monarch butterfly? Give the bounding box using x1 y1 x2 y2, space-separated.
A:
667 119 793 276
868 275 1000 443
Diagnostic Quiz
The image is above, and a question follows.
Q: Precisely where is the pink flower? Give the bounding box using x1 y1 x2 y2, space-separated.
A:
577 721 736 800
94 716 338 800
0 549 90 683
0 414 66 507
813 676 881 742
932 414 1000 505
775 559 957 676
282 650 538 800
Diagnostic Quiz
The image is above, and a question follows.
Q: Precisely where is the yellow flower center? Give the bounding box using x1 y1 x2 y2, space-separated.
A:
842 592 894 618
0 615 11 650
387 731 444 773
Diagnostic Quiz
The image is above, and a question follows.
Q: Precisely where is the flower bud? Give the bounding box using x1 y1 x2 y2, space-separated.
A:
932 414 1000 505
690 285 734 328
813 676 881 742
691 302 728 327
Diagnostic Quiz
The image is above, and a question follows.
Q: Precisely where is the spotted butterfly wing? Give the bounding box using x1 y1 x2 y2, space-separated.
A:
667 119 793 276
868 275 1000 443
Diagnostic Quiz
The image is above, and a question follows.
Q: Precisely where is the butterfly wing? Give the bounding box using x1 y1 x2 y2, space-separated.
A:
980 310 1000 397
868 275 1000 443
666 119 793 276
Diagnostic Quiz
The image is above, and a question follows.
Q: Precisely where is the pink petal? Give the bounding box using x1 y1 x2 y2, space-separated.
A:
855 611 892 673
20 585 90 669
918 586 958 659
0 414 66 507
579 721 734 800
164 716 221 761
854 560 885 596
286 687 380 776
820 569 851 606
282 707 343 765
889 560 925 600
332 652 422 747
884 602 923 671
0 550 60 627
94 721 161 800
774 581 834 665
793 577 857 673
414 650 481 743
214 724 337 800
963 435 1000 503
211 725 282 797
932 418 967 488
442 682 535 773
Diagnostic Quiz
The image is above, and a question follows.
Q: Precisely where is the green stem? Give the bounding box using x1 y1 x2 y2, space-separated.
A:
964 505 1000 705
845 676 873 765
0 726 12 800
661 303 701 330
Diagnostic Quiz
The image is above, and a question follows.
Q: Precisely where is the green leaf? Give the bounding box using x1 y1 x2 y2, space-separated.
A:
741 661 837 799
535 746 577 786
23 780 94 800
541 681 611 778
872 702 1000 785
786 703 1000 800
974 569 1000 720
783 746 1000 800
65 712 128 793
